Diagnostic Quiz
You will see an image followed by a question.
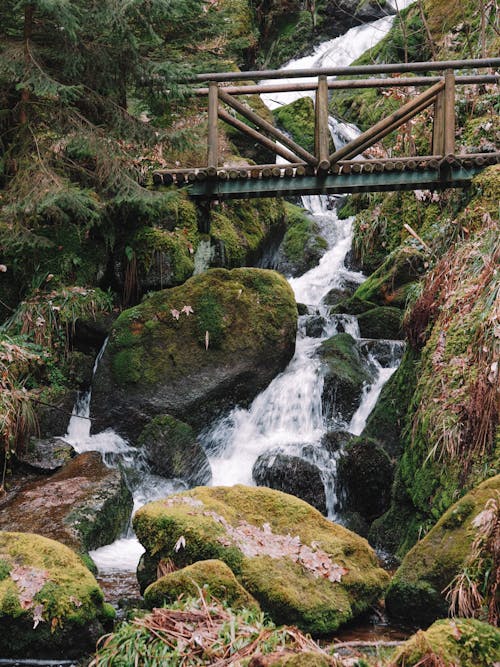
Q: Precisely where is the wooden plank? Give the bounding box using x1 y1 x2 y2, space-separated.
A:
329 81 444 163
207 82 219 169
194 57 500 82
315 75 330 172
432 91 445 156
217 107 302 163
193 74 499 96
218 89 317 166
187 166 486 199
443 69 456 156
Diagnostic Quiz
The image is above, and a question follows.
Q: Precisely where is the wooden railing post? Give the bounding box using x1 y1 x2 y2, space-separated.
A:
443 68 455 156
207 81 219 175
315 75 330 173
431 85 445 156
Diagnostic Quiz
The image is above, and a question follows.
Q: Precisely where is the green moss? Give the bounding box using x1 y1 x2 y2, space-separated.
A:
0 559 11 581
133 226 195 286
0 532 112 656
133 485 389 635
274 97 316 154
144 559 259 611
356 306 402 340
391 618 500 667
385 475 500 624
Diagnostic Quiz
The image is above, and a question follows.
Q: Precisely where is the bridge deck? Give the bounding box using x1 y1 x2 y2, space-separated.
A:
153 154 499 201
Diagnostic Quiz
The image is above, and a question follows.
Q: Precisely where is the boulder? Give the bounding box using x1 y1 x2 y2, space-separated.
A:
385 475 500 625
137 414 211 486
91 268 297 440
0 451 133 553
391 619 500 667
252 450 327 515
323 1 393 38
0 532 114 658
17 437 75 473
133 485 390 635
357 306 403 340
144 559 259 611
322 280 358 306
337 437 393 521
304 315 326 338
318 333 375 424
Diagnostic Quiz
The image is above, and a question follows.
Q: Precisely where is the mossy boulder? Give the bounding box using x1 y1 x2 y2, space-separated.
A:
318 333 375 424
274 97 316 154
0 532 114 658
144 559 259 611
137 415 211 486
252 450 327 515
330 295 377 316
0 452 133 553
17 437 76 473
272 203 328 278
357 306 402 340
133 485 390 635
337 437 394 522
391 618 500 667
385 475 500 625
91 268 297 440
353 246 426 308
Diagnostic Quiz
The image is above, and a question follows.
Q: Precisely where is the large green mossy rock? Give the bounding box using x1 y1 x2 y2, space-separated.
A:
133 485 389 635
274 97 316 154
0 532 114 658
0 452 133 553
391 618 500 667
144 559 259 611
385 475 500 625
318 333 375 424
91 268 297 440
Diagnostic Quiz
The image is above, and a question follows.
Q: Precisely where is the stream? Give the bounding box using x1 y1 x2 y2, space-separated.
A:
63 0 414 629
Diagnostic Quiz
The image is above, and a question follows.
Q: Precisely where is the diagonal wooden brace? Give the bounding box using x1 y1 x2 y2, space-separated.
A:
329 79 445 164
219 89 318 167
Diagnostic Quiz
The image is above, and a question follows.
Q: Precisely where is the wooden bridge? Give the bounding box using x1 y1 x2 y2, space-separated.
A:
153 58 500 200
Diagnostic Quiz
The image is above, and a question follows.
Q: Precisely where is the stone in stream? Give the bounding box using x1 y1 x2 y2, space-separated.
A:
304 314 327 338
133 485 390 635
318 333 376 424
0 451 133 554
90 268 297 441
144 559 259 611
137 414 211 486
252 449 327 515
357 306 403 340
0 532 114 658
385 475 500 626
17 437 76 473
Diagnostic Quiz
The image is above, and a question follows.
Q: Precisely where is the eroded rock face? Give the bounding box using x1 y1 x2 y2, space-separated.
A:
17 438 75 473
137 414 211 486
0 451 132 553
252 450 327 515
0 532 114 658
91 268 297 440
134 485 389 635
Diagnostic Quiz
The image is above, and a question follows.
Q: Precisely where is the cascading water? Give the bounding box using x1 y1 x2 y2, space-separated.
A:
62 2 413 576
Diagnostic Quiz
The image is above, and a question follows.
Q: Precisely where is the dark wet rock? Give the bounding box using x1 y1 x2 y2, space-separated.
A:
330 295 377 316
65 350 95 389
36 387 77 439
339 510 370 538
344 248 363 272
297 302 309 316
252 449 327 515
0 451 133 553
90 268 297 440
361 339 405 368
73 313 115 355
318 333 375 424
320 430 353 455
17 437 75 473
337 437 394 521
0 532 114 659
357 306 403 340
322 280 358 306
323 1 393 38
305 315 326 338
138 414 211 486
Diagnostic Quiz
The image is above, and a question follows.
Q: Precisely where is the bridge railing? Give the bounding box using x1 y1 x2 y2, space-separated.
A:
153 58 499 197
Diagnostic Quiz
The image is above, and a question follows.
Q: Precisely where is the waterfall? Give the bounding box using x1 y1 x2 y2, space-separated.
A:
62 6 413 573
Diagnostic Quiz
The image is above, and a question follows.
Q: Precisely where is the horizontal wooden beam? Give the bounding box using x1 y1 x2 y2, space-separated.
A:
185 165 488 200
193 74 499 96
194 58 500 83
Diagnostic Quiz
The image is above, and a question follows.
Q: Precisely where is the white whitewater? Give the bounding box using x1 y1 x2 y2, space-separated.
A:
64 5 412 572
